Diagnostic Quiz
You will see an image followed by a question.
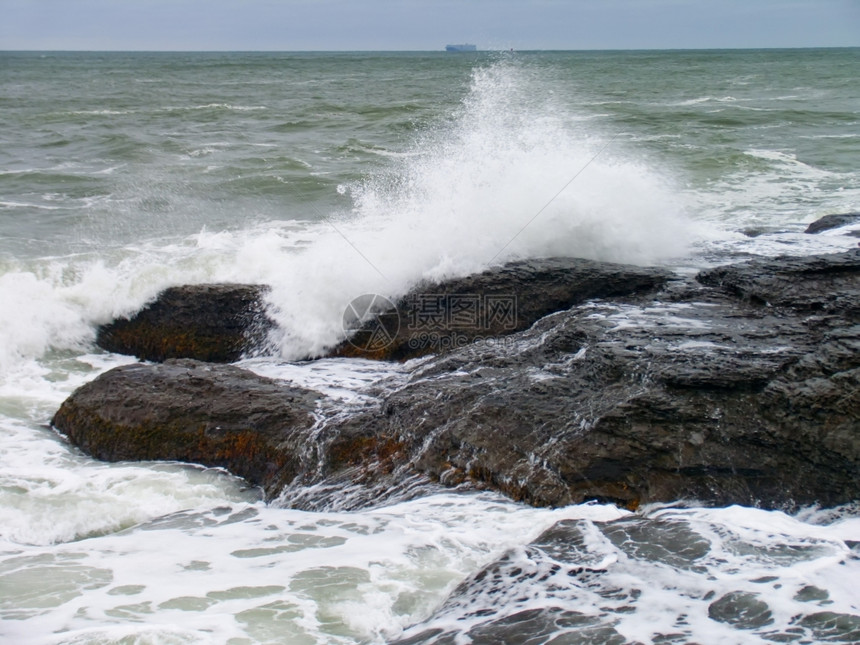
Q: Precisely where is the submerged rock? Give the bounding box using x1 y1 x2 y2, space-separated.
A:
96 284 274 363
58 250 860 511
393 512 853 644
804 212 860 234
327 257 672 361
390 518 637 645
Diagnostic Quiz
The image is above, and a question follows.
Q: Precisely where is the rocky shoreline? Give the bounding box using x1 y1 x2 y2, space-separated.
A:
52 218 860 512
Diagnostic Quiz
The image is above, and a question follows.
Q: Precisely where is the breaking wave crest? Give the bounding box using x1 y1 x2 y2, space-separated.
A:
0 58 696 367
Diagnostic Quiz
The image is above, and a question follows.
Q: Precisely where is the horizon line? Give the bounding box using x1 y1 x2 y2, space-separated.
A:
2 45 859 54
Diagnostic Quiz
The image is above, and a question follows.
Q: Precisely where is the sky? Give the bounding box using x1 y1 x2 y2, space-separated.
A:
1 0 859 51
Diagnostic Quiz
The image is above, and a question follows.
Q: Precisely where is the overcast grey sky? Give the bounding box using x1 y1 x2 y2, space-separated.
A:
2 0 858 51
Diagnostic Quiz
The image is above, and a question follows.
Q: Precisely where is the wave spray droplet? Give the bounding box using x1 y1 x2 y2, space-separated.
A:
349 58 693 273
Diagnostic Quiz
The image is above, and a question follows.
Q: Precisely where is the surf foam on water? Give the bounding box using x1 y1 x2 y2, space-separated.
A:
390 503 860 645
0 493 625 645
0 350 261 547
345 59 695 271
1 495 857 645
693 146 860 230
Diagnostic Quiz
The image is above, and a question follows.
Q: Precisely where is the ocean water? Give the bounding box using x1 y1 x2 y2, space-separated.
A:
1 49 859 644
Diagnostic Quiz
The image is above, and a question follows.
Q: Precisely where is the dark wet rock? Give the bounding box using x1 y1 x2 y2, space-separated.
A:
327 250 860 510
327 257 672 361
96 284 274 362
696 251 860 312
51 360 318 497
58 250 860 511
804 212 860 234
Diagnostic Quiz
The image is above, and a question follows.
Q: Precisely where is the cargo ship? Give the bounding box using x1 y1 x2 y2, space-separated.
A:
445 44 477 52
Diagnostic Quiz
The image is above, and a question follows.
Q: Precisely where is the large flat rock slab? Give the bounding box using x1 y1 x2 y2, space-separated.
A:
331 250 860 510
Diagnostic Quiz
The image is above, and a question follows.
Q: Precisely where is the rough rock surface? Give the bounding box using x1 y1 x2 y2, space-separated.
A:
327 257 672 361
96 284 273 362
58 250 860 511
342 250 859 509
697 251 860 312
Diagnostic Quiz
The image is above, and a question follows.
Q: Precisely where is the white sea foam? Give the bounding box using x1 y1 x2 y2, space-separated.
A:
239 356 406 403
2 495 855 645
690 143 860 234
0 349 259 547
164 103 268 112
0 270 96 375
0 200 64 210
68 109 135 116
0 422 258 546
0 494 627 644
